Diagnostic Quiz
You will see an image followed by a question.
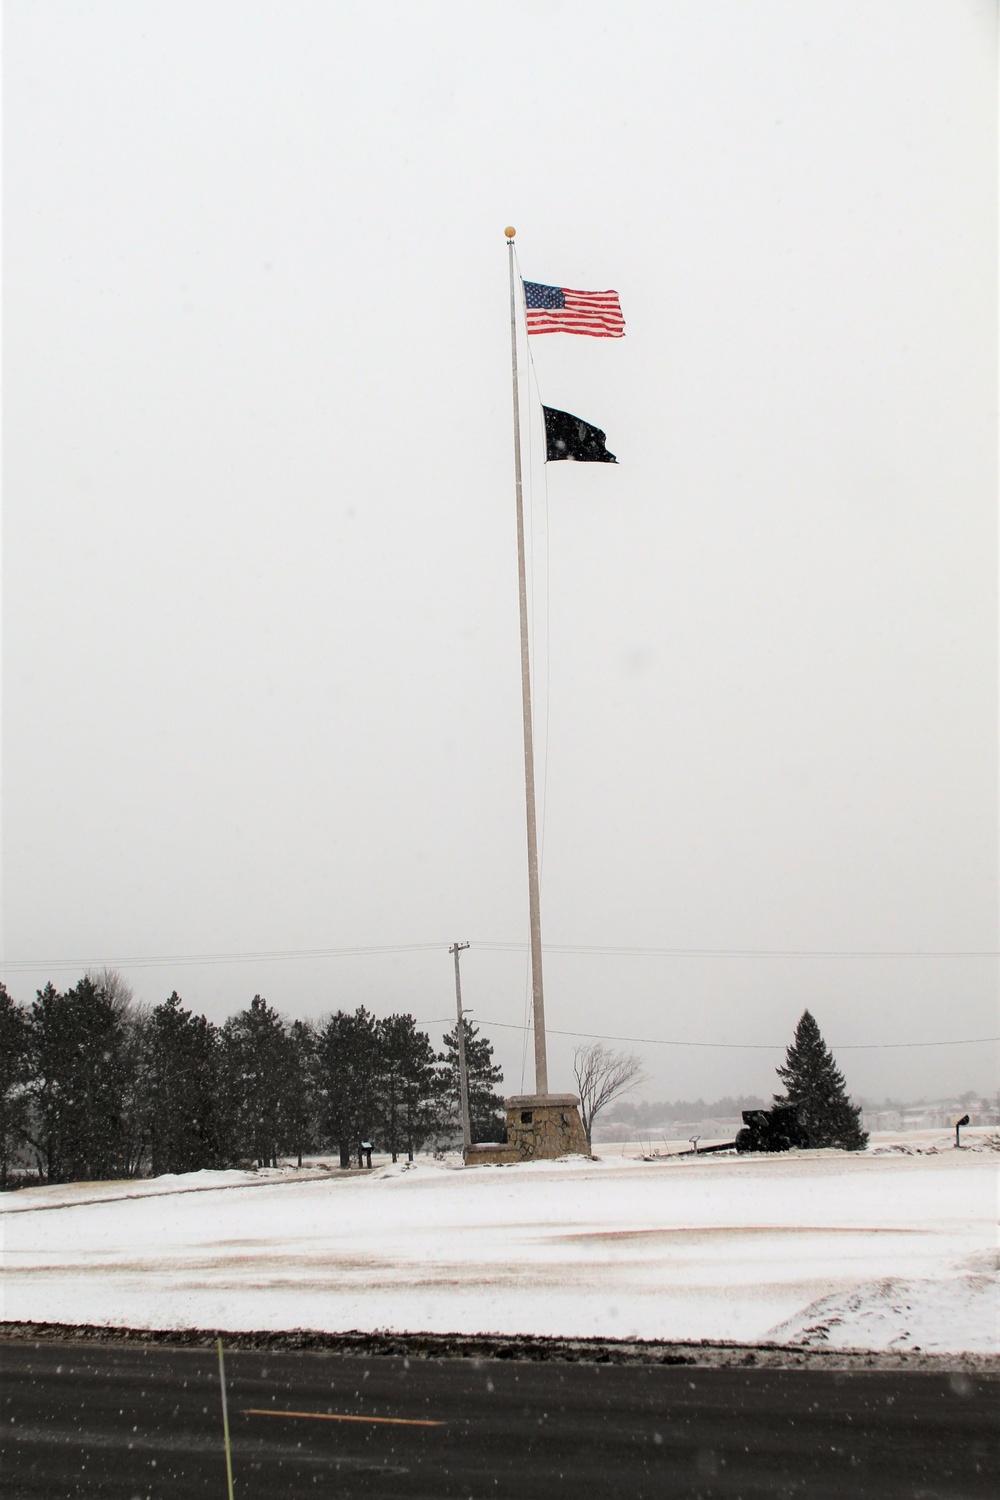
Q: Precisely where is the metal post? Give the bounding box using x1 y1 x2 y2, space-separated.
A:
505 226 548 1097
450 941 472 1152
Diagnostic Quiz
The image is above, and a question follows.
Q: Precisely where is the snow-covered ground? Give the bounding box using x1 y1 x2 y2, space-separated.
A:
2 1138 996 1355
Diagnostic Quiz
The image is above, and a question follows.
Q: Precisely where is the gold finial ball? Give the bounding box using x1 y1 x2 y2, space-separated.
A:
504 225 516 239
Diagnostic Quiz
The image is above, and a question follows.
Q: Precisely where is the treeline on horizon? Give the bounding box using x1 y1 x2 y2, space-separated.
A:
606 1090 997 1128
0 972 506 1189
604 1095 769 1127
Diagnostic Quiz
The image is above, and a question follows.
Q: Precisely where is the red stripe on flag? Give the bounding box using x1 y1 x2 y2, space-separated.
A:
527 322 623 337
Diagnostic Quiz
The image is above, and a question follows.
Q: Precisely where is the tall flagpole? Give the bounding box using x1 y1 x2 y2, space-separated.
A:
505 226 548 1097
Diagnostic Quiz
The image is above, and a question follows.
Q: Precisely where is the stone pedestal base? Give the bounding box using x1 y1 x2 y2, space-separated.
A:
464 1094 590 1166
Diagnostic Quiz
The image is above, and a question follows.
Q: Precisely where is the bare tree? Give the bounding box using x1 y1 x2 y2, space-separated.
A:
573 1043 645 1150
85 967 151 1176
86 966 135 1015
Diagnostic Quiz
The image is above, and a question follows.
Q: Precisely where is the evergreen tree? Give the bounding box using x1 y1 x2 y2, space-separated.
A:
377 1014 438 1162
439 1020 505 1145
315 1008 381 1167
284 1020 317 1168
148 993 226 1174
24 978 131 1182
22 983 64 1182
774 1010 868 1150
221 996 298 1168
0 984 31 1188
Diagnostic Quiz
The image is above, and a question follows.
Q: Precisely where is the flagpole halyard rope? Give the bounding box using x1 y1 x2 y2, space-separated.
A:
508 237 535 1092
507 227 549 1096
515 242 551 1094
520 273 536 1094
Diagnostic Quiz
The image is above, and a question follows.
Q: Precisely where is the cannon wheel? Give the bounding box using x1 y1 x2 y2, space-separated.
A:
735 1128 753 1154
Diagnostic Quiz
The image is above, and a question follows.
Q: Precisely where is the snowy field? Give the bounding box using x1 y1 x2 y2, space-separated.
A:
2 1135 997 1356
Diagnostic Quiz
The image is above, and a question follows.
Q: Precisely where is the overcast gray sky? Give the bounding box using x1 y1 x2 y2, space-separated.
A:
4 0 997 1104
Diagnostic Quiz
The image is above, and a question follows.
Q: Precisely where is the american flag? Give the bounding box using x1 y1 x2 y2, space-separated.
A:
523 281 625 338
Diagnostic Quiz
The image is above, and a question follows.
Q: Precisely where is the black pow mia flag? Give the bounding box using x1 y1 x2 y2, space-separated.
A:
542 406 617 463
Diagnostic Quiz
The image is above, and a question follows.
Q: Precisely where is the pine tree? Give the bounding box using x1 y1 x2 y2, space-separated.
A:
377 1014 438 1162
222 996 298 1168
284 1020 317 1169
148 993 226 1175
775 1010 868 1150
0 984 31 1188
315 1008 381 1167
25 978 131 1182
439 1020 506 1145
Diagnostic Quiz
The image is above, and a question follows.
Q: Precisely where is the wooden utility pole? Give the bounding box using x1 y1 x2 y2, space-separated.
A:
450 941 472 1152
505 225 548 1097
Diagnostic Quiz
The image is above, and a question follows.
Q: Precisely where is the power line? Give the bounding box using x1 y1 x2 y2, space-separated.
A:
2 939 998 973
469 1018 1000 1052
0 943 444 973
4 944 997 1050
473 943 1000 960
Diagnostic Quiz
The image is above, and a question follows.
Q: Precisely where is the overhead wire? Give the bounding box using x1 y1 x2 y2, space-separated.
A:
5 942 995 1050
3 948 993 1049
467 1018 999 1051
4 940 998 973
469 942 1000 959
0 942 446 973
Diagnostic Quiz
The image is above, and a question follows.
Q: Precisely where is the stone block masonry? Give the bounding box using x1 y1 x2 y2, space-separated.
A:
465 1094 590 1166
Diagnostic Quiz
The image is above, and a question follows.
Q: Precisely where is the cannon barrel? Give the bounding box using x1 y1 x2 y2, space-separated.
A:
668 1139 737 1157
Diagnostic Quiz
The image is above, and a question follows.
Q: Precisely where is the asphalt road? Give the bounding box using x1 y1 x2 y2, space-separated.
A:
2 1341 996 1499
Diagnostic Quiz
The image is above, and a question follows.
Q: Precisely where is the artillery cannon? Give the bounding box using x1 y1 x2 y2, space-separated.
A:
666 1101 808 1157
735 1103 808 1153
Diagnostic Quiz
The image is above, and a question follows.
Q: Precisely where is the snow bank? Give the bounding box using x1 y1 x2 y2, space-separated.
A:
0 1166 331 1214
768 1261 999 1354
2 1150 996 1354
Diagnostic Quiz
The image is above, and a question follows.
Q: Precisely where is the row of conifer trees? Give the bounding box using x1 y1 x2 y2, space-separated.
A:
0 975 507 1187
